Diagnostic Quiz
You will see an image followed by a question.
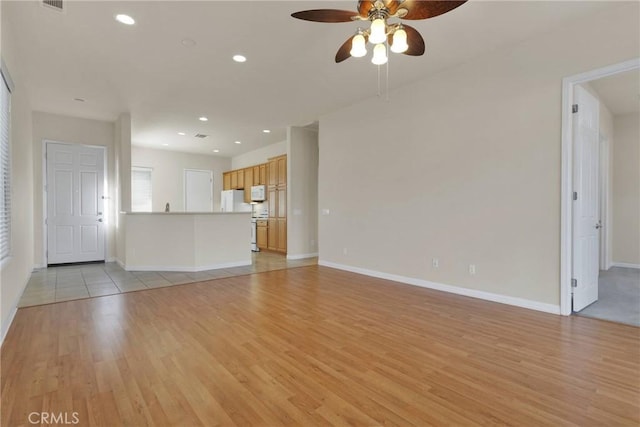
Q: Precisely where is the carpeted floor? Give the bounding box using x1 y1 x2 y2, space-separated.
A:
577 266 640 326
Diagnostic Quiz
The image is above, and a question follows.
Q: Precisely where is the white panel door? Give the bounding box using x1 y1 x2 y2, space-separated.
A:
572 85 600 311
185 169 213 212
47 143 105 264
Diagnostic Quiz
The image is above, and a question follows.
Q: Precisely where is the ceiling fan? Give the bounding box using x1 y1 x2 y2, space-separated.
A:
292 0 467 64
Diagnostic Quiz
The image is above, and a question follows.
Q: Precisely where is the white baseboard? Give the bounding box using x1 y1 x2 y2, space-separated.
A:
318 260 561 315
286 252 319 260
106 257 116 263
1 272 30 347
116 259 126 270
611 262 640 269
123 260 252 272
32 264 46 270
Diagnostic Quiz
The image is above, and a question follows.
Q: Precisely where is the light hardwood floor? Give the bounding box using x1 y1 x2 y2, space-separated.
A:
2 266 639 426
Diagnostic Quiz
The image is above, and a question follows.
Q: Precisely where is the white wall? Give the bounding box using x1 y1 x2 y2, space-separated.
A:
287 126 318 258
231 141 286 169
1 7 35 342
32 112 117 267
131 146 231 212
612 113 640 266
318 2 639 309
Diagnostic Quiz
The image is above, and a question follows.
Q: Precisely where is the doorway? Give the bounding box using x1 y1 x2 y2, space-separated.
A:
184 169 213 212
561 59 640 324
45 141 106 265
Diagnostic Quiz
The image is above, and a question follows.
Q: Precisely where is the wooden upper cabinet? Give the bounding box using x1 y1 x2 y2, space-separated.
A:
259 164 267 185
237 169 245 189
268 159 277 187
223 172 231 191
243 167 253 203
277 157 287 187
230 171 238 189
253 166 260 186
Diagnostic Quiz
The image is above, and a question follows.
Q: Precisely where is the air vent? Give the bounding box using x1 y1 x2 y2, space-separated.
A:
42 0 64 12
194 134 208 139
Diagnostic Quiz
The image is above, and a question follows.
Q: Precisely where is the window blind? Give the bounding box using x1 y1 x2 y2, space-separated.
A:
131 167 152 212
0 71 11 261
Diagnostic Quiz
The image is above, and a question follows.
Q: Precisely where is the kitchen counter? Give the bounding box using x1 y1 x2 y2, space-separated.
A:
117 212 251 271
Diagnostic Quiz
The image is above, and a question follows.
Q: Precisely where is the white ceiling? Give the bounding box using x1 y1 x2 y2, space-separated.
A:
3 0 621 157
591 69 640 116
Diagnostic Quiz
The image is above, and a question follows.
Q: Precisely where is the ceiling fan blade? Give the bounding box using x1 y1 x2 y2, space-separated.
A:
335 36 354 63
399 0 467 20
401 24 425 55
291 9 358 23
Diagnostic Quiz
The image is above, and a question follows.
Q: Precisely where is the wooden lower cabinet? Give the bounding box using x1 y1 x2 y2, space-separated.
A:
257 221 268 250
267 219 278 251
277 219 287 252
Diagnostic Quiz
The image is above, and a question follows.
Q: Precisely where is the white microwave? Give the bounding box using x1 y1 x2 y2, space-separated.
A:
250 185 266 202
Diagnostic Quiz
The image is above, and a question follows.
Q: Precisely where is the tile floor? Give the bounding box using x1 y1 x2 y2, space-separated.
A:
19 252 317 308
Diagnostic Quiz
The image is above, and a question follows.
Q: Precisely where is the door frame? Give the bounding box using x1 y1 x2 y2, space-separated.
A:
183 168 213 212
559 58 639 315
599 134 611 271
42 140 108 266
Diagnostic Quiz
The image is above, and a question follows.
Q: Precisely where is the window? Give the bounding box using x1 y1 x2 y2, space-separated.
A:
0 65 12 261
131 166 152 212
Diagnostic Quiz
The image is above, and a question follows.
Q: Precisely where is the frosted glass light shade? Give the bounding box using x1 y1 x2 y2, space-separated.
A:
369 18 387 44
390 28 408 53
350 34 367 58
371 43 388 65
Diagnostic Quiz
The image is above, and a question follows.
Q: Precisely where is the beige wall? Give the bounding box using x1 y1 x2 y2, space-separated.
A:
287 126 318 258
131 146 231 212
318 2 639 308
1 7 35 341
231 141 286 170
612 113 640 266
32 112 117 267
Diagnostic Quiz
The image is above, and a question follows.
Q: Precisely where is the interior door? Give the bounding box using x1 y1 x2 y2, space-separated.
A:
185 169 213 212
47 142 105 264
572 85 600 311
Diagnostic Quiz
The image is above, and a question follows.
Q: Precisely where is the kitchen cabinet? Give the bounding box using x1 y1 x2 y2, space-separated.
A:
277 219 287 252
253 166 260 186
257 220 268 250
268 159 277 187
277 156 287 186
267 219 277 251
259 164 267 185
243 167 253 203
237 169 244 189
230 171 238 189
277 188 286 218
268 187 277 217
223 172 231 191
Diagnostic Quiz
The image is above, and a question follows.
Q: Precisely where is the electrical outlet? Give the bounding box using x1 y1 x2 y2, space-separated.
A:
469 264 476 275
432 258 439 268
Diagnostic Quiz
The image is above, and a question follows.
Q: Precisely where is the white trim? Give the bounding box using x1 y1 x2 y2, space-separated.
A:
121 260 251 272
318 260 560 315
560 58 640 316
116 258 126 270
611 262 640 269
286 252 318 260
599 134 611 271
106 257 116 263
43 140 109 266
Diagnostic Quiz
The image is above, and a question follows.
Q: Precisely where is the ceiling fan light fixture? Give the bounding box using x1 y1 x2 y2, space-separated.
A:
371 43 388 65
369 18 386 44
391 27 408 53
350 33 367 58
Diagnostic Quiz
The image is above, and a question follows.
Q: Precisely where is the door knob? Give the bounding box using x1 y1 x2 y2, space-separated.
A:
595 221 602 229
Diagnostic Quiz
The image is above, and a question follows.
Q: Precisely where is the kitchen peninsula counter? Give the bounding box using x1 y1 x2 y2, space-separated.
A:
117 212 251 271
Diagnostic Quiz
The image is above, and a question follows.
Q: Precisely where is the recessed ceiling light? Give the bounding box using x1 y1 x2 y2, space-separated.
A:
199 117 208 122
73 98 85 102
262 129 270 133
233 55 247 63
234 141 241 144
213 149 220 153
162 143 169 146
115 14 135 25
177 132 186 136
181 38 196 47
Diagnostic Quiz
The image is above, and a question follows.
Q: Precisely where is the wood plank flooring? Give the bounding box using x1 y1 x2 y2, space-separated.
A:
2 266 639 426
